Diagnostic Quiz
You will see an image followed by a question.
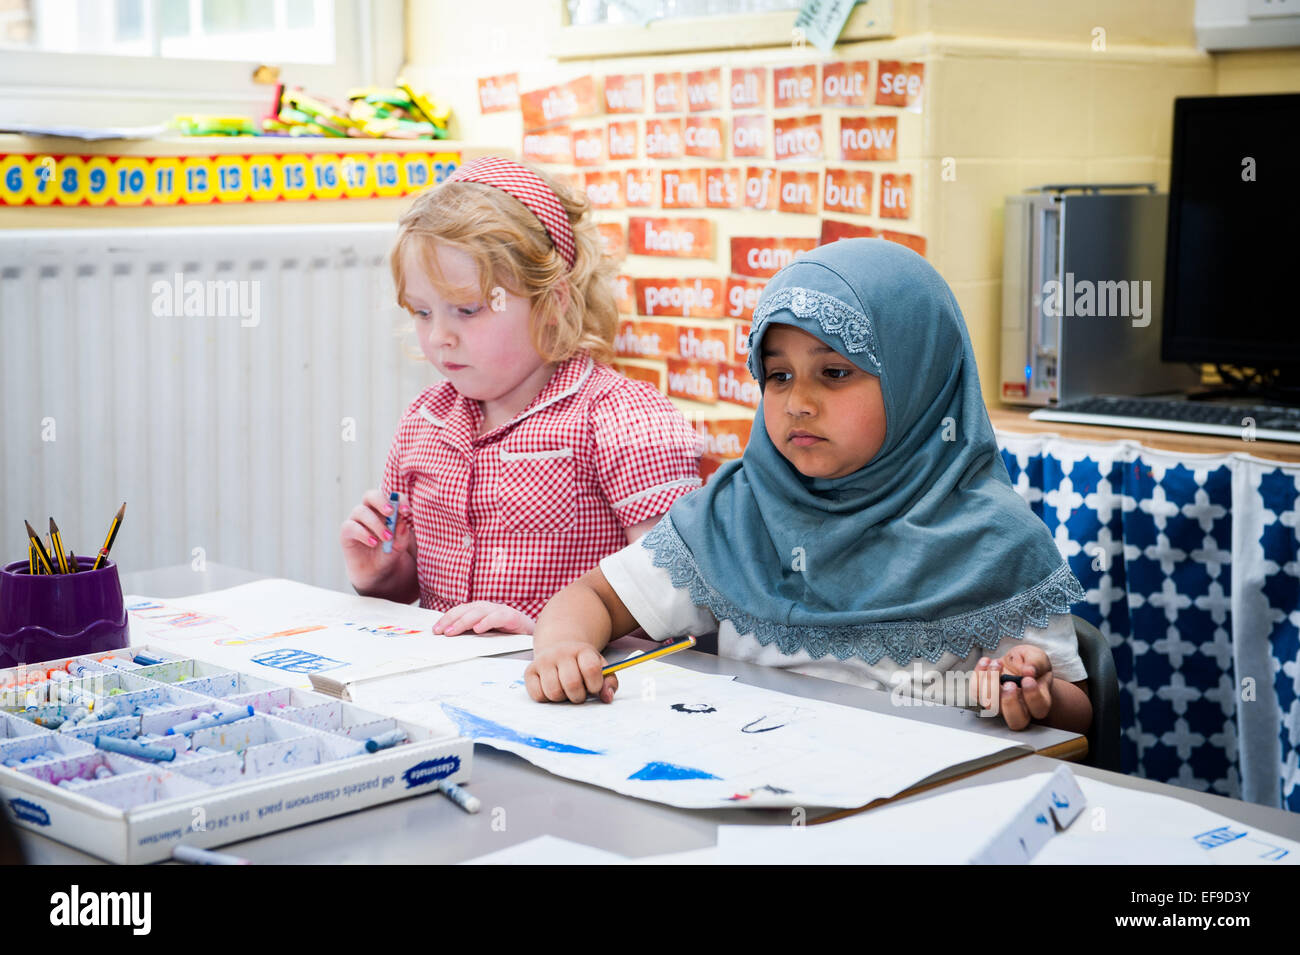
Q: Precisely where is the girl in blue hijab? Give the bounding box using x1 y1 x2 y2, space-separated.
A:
526 238 1092 733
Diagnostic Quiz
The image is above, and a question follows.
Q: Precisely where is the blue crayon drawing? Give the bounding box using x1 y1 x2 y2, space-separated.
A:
250 648 349 674
628 761 719 781
1193 826 1288 860
440 704 601 754
1193 825 1247 850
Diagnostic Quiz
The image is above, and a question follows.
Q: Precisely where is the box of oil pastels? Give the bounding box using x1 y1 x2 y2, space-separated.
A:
0 645 472 863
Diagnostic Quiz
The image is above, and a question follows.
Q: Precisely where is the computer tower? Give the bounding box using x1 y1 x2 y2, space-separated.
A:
1000 185 1201 407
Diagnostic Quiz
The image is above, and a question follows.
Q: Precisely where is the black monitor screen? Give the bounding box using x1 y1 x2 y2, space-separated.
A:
1163 94 1300 368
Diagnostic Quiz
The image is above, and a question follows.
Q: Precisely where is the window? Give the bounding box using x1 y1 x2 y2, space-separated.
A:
5 0 337 64
0 0 402 127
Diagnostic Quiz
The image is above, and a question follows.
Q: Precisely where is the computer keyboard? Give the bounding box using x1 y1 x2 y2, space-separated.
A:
1028 395 1300 444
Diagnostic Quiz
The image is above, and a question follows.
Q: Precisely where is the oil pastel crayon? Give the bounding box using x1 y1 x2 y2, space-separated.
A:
363 728 407 753
94 734 176 762
383 491 399 553
20 704 79 729
999 674 1023 686
132 653 164 666
172 845 251 865
164 705 254 736
92 700 121 721
437 779 480 814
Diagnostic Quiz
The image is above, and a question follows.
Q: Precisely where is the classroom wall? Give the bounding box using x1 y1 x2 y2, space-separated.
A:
1214 48 1300 93
401 0 1215 410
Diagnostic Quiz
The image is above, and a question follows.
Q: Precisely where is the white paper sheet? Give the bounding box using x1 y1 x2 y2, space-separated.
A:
346 657 1030 810
124 579 532 689
1036 776 1300 866
690 770 1299 865
461 835 627 865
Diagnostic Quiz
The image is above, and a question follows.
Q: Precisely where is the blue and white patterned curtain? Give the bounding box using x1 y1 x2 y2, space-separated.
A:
995 432 1300 812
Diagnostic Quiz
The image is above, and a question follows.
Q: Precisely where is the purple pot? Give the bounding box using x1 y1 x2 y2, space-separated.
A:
0 558 129 668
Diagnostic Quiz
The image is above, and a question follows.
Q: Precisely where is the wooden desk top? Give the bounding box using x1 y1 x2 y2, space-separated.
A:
988 407 1300 464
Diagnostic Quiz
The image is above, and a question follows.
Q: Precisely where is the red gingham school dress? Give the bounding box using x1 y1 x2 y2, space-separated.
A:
381 354 703 617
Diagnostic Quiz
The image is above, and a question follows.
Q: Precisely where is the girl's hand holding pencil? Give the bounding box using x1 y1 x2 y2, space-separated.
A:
973 644 1055 731
526 642 620 704
340 490 417 597
526 636 696 704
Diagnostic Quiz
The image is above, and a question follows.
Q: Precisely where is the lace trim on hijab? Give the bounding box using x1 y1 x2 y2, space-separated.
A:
748 286 882 374
642 516 1086 666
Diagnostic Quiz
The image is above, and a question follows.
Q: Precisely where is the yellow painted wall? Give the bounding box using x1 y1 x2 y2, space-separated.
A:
1215 48 1300 93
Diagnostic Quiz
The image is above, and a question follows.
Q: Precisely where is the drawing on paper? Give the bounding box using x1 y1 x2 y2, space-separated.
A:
216 626 326 647
670 703 716 714
1194 825 1290 861
250 648 349 674
628 761 719 781
340 622 423 637
726 784 792 801
440 704 602 755
343 657 1029 811
1194 825 1246 850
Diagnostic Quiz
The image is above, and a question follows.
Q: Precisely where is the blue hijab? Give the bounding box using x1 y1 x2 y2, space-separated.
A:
641 238 1083 666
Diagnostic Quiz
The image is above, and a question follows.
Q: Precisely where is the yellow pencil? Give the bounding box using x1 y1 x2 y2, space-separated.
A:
24 520 54 575
91 502 125 571
601 635 697 676
50 518 69 574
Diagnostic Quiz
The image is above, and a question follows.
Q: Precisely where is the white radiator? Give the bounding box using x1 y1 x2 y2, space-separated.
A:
0 224 436 593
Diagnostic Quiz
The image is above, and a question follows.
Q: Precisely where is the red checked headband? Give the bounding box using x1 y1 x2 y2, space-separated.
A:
446 157 577 269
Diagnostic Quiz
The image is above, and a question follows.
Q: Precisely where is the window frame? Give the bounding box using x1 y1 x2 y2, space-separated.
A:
0 0 404 127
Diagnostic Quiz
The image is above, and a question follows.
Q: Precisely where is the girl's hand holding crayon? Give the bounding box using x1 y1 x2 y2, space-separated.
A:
974 644 1054 731
340 490 416 592
526 642 619 704
433 602 534 636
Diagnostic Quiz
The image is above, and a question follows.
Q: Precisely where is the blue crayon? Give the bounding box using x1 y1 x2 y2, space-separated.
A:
437 780 481 814
363 728 407 753
383 491 399 554
165 705 254 736
94 734 176 762
172 845 251 865
132 653 164 666
93 700 121 721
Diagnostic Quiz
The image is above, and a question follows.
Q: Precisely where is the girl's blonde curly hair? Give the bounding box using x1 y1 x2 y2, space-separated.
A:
391 161 617 364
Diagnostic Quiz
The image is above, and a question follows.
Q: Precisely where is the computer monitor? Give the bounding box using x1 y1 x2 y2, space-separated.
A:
1162 93 1300 373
